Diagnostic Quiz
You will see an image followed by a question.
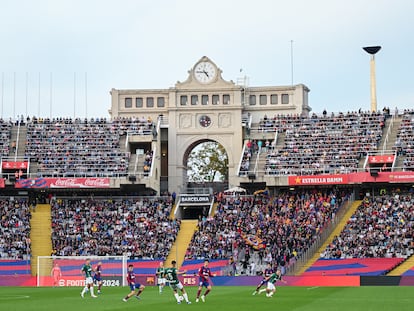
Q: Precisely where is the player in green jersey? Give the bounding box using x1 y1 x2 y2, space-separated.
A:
164 260 191 304
156 261 167 293
258 269 287 297
80 259 97 298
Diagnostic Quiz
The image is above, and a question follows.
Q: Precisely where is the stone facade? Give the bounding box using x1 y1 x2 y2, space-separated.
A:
109 56 311 194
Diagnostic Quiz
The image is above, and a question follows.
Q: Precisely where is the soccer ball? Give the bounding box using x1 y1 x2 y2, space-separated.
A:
179 296 184 302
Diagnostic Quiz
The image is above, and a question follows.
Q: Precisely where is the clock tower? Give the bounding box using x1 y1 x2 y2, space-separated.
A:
109 56 311 195
167 56 244 194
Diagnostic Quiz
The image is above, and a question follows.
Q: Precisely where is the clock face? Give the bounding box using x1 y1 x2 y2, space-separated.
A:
194 61 217 84
199 115 212 127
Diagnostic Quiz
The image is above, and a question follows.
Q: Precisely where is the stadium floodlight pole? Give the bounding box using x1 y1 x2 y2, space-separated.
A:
362 46 381 112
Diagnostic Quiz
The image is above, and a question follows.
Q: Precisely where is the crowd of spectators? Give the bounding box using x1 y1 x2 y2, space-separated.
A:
260 111 385 175
24 117 140 177
185 189 350 272
0 198 31 259
394 110 414 171
112 116 156 137
321 191 414 259
0 119 12 157
50 197 180 259
23 116 160 177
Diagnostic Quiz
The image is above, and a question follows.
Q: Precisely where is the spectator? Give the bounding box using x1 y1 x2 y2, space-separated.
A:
50 197 179 259
322 192 414 259
0 199 31 259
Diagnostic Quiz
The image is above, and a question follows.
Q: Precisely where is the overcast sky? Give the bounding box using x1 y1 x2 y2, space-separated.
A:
0 0 413 119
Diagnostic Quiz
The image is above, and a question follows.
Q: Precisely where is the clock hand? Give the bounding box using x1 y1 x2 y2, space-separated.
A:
203 70 209 77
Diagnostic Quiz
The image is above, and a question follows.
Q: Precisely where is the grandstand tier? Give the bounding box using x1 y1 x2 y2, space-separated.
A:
0 110 414 280
295 200 361 275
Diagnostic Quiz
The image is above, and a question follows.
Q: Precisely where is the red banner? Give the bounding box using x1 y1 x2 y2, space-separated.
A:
288 174 349 186
288 171 414 185
15 177 110 189
348 171 414 183
0 178 4 188
368 155 395 164
2 161 29 169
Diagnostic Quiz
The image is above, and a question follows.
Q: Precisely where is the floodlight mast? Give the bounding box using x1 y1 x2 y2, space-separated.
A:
363 46 381 112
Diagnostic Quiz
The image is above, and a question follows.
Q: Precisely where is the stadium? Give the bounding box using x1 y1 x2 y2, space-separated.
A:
1 56 414 311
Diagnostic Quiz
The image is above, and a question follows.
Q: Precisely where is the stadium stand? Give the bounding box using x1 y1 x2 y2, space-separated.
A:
50 197 180 259
112 116 156 136
261 112 385 175
2 110 414 280
184 189 351 275
394 110 414 171
24 117 132 177
321 193 414 259
0 198 31 260
300 191 414 276
0 119 12 157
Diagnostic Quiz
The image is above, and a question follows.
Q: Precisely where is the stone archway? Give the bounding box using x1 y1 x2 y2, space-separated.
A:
183 139 229 190
168 134 241 195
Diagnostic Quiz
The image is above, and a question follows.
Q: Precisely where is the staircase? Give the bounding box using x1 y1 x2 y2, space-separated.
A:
383 116 404 170
275 131 286 149
247 151 259 176
8 127 18 158
119 135 127 152
165 220 198 268
128 153 137 174
381 116 402 151
120 135 137 175
387 254 414 276
8 125 27 158
257 132 286 176
295 200 362 275
30 204 53 276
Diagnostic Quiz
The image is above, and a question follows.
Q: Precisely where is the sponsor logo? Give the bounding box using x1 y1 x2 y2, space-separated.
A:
16 177 110 188
180 196 210 203
182 276 197 285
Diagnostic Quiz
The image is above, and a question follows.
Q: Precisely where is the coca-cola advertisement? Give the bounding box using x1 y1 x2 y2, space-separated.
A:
15 177 110 189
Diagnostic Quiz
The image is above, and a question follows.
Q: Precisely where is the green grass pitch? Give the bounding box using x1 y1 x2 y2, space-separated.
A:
1 285 413 311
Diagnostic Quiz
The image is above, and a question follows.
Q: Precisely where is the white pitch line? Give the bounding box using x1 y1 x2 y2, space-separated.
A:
0 295 30 300
307 286 320 290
